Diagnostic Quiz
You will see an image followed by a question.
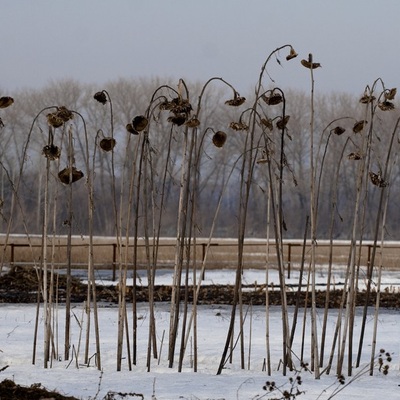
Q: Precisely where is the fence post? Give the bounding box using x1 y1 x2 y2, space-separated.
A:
201 243 206 280
367 244 372 268
287 243 291 279
112 243 117 281
11 243 15 267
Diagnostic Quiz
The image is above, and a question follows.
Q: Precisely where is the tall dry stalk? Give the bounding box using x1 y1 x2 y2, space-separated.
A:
69 110 102 370
302 52 321 378
64 125 74 361
319 137 350 368
367 116 399 374
336 84 375 376
356 108 399 370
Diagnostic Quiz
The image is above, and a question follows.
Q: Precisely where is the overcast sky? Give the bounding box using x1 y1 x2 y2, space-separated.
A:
2 1 400 96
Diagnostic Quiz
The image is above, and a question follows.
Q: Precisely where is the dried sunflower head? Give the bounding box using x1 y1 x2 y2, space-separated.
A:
169 97 192 114
185 117 200 128
276 115 290 129
225 94 246 107
352 120 367 133
331 126 346 135
99 137 116 152
262 93 283 106
348 152 362 160
159 99 173 111
301 59 321 69
369 171 388 187
42 144 61 161
261 118 274 131
286 47 298 61
132 115 148 132
94 91 107 104
229 121 249 131
384 88 397 101
212 131 227 148
378 101 395 111
0 96 14 109
56 106 74 122
58 166 84 185
126 123 139 135
47 112 64 128
168 114 186 126
359 94 376 104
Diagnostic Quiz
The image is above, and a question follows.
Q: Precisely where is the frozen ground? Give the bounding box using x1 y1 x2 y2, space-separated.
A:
82 265 400 293
0 300 399 399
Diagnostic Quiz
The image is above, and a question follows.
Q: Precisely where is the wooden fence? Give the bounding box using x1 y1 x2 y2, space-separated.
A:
1 235 400 280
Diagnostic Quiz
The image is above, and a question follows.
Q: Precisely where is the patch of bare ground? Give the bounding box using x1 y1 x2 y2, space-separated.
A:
0 379 79 400
0 266 399 308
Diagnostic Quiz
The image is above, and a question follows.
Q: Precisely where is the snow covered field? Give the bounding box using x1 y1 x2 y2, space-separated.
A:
0 300 399 399
82 265 400 293
1 265 399 399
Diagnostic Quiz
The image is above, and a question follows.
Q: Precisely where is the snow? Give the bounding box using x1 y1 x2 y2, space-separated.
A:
83 266 400 293
1 268 400 399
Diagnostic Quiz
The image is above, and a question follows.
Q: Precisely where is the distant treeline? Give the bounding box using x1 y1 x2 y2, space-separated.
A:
0 77 399 240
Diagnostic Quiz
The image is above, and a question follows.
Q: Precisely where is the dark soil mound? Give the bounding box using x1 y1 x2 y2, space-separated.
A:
0 266 399 308
0 379 79 400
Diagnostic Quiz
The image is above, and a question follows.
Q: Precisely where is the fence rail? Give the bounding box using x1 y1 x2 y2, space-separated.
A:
1 235 400 280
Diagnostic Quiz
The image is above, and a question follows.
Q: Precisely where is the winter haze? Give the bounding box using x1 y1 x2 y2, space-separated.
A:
2 0 400 94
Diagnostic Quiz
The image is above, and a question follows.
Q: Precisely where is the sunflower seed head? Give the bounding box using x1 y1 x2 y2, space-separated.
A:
0 96 14 109
301 59 321 69
263 93 283 106
212 131 227 148
47 113 64 128
126 123 139 135
286 47 298 61
359 94 376 104
166 97 192 114
99 137 116 152
225 94 246 107
229 121 249 131
369 171 388 187
261 118 274 131
348 152 362 160
42 144 61 161
378 101 395 111
94 91 107 105
132 115 148 132
276 115 290 129
185 117 200 128
58 167 84 185
384 88 397 101
56 106 74 122
331 126 346 135
168 114 187 126
352 120 367 133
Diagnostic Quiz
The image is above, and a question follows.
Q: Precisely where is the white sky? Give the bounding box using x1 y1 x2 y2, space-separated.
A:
2 0 400 95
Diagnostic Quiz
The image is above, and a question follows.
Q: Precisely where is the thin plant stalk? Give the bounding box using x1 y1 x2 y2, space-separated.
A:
369 173 392 375
42 154 50 368
168 125 193 368
265 189 271 375
319 138 350 367
357 117 400 369
64 126 74 361
337 92 372 377
307 53 320 378
290 216 309 348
